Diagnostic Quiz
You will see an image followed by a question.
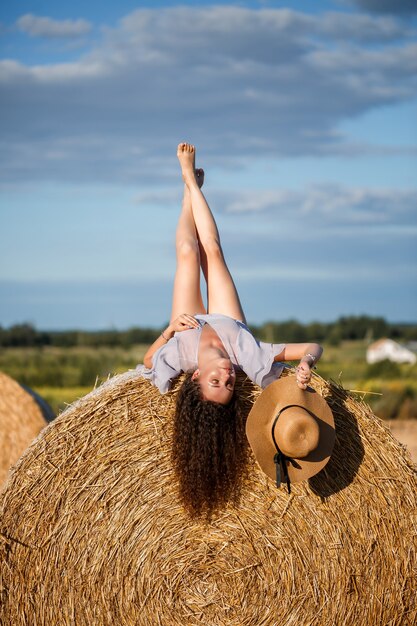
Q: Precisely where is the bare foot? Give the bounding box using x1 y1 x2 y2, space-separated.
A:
177 142 198 187
183 168 204 201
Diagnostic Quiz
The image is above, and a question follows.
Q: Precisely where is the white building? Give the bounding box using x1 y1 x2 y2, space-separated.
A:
366 338 417 365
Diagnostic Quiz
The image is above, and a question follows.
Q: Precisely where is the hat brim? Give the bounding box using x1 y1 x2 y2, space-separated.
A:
246 376 335 483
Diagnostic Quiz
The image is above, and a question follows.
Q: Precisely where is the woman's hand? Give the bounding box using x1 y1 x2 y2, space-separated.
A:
170 314 199 333
295 361 312 390
143 314 199 368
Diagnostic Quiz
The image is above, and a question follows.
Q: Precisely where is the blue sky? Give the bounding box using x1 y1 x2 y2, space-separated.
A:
1 0 416 329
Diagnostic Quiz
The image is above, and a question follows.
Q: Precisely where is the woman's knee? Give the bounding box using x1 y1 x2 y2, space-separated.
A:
176 238 200 264
202 237 223 261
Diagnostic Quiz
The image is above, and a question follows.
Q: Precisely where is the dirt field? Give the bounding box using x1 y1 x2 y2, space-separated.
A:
387 420 417 464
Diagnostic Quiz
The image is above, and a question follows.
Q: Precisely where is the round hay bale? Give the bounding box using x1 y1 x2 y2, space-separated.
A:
0 372 47 487
19 384 55 423
0 370 416 626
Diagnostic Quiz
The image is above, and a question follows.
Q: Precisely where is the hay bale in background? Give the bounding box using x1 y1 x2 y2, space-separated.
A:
0 372 47 487
388 420 417 463
0 370 416 626
19 384 55 424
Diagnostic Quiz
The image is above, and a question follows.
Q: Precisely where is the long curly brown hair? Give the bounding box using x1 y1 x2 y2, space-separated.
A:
172 373 249 520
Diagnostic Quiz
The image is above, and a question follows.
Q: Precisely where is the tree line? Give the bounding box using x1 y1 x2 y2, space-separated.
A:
1 316 416 348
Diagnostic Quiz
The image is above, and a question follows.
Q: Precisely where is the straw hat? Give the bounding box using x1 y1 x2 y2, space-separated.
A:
246 377 335 489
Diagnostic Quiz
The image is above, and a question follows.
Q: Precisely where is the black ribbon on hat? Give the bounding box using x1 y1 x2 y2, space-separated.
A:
271 404 313 494
273 449 291 494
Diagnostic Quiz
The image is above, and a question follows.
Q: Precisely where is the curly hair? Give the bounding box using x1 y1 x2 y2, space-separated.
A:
172 373 249 520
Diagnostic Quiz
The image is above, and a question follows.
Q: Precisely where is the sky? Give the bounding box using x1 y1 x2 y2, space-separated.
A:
1 0 416 330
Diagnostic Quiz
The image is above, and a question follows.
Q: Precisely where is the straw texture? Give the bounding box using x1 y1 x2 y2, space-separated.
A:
0 369 416 626
0 372 47 487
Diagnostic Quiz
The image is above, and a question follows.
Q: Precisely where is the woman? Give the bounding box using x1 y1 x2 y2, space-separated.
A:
140 143 323 518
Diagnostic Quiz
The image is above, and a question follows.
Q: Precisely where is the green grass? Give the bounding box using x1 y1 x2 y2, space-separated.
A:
316 340 369 386
0 344 147 414
317 341 417 419
33 386 94 414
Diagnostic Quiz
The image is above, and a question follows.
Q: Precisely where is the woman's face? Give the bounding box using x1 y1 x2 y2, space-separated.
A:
192 358 236 405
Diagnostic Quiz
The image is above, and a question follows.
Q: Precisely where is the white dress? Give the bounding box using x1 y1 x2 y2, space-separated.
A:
137 313 286 393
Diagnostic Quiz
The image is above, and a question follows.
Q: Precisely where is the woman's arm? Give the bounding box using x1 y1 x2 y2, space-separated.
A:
143 326 175 369
274 343 323 390
143 314 199 369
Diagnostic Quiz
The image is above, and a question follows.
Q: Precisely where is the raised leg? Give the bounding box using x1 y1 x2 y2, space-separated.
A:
170 179 206 324
177 143 246 323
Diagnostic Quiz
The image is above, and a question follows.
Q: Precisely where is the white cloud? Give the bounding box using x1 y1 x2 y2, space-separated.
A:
219 184 417 225
0 58 106 84
16 14 92 38
1 6 416 183
318 12 413 41
132 184 417 234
